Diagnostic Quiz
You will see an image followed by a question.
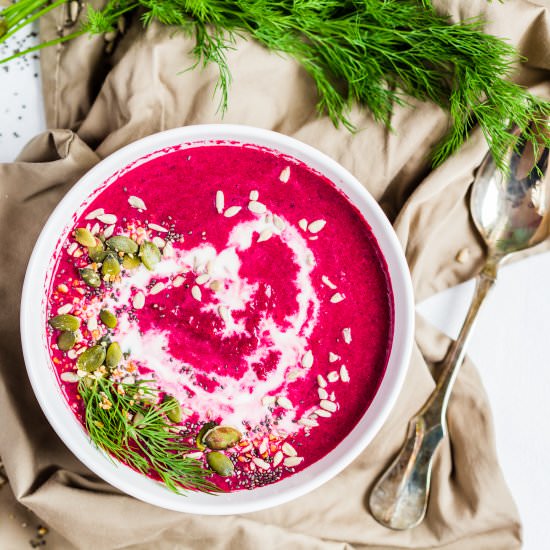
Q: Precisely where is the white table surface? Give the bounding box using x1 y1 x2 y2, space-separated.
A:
1 27 548 550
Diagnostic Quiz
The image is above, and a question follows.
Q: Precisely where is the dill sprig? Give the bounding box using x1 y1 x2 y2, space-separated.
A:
1 0 550 170
78 377 218 494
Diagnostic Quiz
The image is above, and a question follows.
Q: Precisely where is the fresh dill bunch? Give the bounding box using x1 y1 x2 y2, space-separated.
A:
1 0 550 170
78 377 218 494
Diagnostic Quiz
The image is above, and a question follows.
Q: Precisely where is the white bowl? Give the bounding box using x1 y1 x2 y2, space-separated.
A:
20 125 414 515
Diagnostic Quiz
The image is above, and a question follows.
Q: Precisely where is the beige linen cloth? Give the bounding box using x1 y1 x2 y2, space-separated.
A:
2 1 549 548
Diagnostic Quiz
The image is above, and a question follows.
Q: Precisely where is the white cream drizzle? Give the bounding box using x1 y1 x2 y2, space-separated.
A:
104 211 320 435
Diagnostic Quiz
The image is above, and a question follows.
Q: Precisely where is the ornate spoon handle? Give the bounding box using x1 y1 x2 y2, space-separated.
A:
369 262 497 530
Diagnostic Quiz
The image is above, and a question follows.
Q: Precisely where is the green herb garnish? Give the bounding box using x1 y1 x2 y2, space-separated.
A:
78 377 218 494
1 0 550 171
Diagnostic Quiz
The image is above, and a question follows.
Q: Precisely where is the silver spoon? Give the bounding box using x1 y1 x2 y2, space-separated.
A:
369 121 550 530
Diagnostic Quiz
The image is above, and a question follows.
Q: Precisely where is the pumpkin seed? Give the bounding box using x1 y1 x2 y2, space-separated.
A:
77 345 106 372
106 235 138 254
57 331 77 351
48 314 80 332
99 309 117 328
206 451 234 477
74 228 97 247
122 254 141 270
164 395 183 423
203 426 242 450
139 241 161 270
80 268 101 288
102 254 121 277
105 342 123 368
196 421 217 451
88 239 108 262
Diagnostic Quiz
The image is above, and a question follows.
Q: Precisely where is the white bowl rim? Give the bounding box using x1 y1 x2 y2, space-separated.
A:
20 124 414 515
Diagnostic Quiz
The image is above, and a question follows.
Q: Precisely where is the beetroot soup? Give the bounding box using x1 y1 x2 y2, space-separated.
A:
45 143 394 493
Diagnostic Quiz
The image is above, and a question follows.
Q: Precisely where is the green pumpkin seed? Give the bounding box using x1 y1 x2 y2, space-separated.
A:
99 309 117 328
106 342 123 368
203 426 242 450
106 235 139 254
139 241 161 270
88 239 107 263
102 254 120 277
77 345 106 372
48 314 80 332
206 452 234 477
122 254 141 270
75 227 97 247
80 268 101 288
164 395 183 423
196 421 218 451
57 331 76 351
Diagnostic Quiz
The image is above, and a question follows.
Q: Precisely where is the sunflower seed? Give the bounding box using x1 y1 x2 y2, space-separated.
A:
90 223 100 235
257 229 272 242
173 275 185 288
103 224 115 238
150 282 165 295
195 273 210 285
329 391 336 401
210 280 223 292
85 208 104 220
279 166 291 183
273 215 285 231
273 451 284 467
287 369 302 381
60 371 79 383
190 285 201 301
315 408 332 418
317 374 327 388
57 303 73 315
249 190 259 201
253 457 270 470
320 399 337 412
322 275 337 289
301 350 313 368
163 241 174 258
133 292 145 309
282 442 297 456
340 365 350 383
308 219 326 233
258 438 268 454
97 213 117 225
67 242 78 256
262 395 276 406
342 327 352 344
248 201 266 214
87 316 98 331
224 206 242 218
185 451 204 460
149 223 168 233
218 305 230 323
298 418 317 427
128 196 147 210
318 387 328 400
298 218 308 231
216 190 224 214
327 371 339 383
330 292 345 303
329 352 340 363
277 396 293 410
152 236 165 249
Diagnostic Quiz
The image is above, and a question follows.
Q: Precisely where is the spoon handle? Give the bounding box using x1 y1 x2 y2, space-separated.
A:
369 262 497 530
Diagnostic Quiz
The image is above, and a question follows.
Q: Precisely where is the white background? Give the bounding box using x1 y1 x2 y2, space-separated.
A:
1 27 548 550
